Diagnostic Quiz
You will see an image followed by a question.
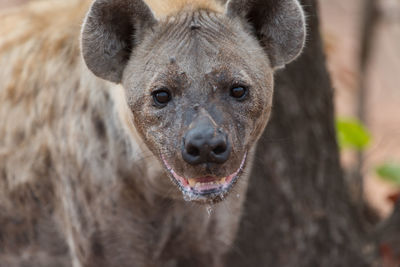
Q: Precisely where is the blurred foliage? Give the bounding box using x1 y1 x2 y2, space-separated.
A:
376 163 400 186
336 118 371 151
336 117 400 188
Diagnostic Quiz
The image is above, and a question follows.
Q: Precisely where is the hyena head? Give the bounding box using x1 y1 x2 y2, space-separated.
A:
81 0 305 203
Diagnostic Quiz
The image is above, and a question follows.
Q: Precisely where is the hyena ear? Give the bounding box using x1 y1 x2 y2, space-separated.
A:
226 0 306 69
81 0 157 83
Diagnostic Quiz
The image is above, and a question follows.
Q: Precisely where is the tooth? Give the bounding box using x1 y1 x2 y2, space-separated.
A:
220 178 226 184
188 178 196 187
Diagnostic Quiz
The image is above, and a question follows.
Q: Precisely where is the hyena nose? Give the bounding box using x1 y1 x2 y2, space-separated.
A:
182 124 231 165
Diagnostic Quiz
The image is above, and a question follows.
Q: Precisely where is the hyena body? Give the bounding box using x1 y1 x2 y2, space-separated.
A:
0 0 305 266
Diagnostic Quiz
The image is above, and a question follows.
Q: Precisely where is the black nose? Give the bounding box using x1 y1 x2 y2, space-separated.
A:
182 119 231 165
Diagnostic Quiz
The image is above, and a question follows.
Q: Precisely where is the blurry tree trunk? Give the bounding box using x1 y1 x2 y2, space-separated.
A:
355 0 378 205
228 0 379 266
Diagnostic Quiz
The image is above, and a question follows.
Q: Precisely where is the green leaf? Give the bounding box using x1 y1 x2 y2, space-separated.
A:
376 163 400 186
335 118 371 151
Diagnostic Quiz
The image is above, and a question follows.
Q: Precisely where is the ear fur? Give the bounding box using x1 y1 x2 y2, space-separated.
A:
226 0 306 69
81 0 157 83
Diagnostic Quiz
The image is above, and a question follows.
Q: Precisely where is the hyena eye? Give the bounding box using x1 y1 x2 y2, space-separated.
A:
230 86 248 100
152 88 171 107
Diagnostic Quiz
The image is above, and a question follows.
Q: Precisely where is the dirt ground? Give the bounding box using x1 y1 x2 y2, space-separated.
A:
1 0 399 216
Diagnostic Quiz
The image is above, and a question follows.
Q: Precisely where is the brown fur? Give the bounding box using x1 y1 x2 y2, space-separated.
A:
145 0 224 18
0 0 305 266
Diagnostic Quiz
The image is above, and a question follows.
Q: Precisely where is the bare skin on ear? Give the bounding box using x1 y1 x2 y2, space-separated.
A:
0 0 305 266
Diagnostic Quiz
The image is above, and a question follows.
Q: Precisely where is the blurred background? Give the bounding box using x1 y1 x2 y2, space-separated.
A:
1 0 399 217
320 0 400 218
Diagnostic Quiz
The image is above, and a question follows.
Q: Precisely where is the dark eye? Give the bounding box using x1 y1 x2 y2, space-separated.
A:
230 86 248 100
152 89 171 107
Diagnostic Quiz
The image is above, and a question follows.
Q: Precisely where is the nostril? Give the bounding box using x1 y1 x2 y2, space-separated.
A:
183 124 231 165
187 145 200 157
213 144 226 155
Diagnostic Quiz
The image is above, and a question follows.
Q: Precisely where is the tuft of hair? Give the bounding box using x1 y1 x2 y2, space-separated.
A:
144 0 224 18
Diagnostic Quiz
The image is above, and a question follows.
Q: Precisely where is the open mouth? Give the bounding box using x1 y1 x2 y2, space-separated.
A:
162 152 247 201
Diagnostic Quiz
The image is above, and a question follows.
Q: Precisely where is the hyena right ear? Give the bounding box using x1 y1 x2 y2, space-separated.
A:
81 0 157 83
226 0 306 69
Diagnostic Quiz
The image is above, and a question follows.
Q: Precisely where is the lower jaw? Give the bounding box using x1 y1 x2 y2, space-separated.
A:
180 175 238 200
180 186 231 203
178 179 238 203
162 153 247 203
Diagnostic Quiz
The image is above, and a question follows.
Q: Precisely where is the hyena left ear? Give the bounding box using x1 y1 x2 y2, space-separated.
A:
81 0 157 83
226 0 306 69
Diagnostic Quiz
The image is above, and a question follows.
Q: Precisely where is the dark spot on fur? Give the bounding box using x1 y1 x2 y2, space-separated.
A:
91 233 104 257
103 91 110 101
14 130 25 144
48 207 54 215
15 233 29 247
1 168 6 180
78 243 86 258
30 186 41 205
190 22 201 30
18 195 26 205
92 113 106 138
21 261 33 267
71 80 81 92
85 190 92 203
76 204 88 231
82 99 88 111
44 149 53 169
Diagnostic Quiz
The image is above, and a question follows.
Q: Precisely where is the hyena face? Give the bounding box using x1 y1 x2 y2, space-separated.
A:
82 0 305 202
125 13 274 202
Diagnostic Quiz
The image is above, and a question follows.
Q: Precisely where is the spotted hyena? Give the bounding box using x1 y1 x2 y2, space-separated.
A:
0 0 305 266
